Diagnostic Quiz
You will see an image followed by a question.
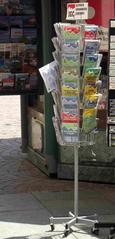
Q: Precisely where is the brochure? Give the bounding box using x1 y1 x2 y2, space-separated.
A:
39 61 58 93
84 25 98 40
61 122 79 143
61 24 81 40
82 108 97 133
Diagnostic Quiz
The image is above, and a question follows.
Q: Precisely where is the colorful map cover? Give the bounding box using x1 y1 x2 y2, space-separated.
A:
62 72 79 89
62 53 80 70
82 40 100 65
84 25 98 40
61 112 79 123
62 85 79 96
61 96 79 118
61 24 81 40
62 39 80 53
83 67 101 89
82 54 102 75
82 108 97 133
61 122 79 143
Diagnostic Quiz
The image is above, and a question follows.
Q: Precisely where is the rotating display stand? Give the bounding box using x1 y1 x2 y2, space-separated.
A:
39 5 115 237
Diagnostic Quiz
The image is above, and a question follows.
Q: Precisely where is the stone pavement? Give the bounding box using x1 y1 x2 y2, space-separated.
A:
0 96 115 239
0 189 115 239
0 96 73 194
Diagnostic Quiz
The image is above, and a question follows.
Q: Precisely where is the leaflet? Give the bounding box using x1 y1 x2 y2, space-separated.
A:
82 39 100 65
61 122 79 143
82 54 102 75
39 61 58 93
82 108 97 133
62 72 79 89
60 24 81 40
84 25 98 40
61 111 79 123
61 53 80 72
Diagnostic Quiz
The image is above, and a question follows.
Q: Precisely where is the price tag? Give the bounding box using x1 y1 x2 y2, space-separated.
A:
66 2 88 20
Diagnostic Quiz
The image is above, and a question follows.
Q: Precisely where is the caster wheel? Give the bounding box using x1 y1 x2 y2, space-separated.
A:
50 224 55 231
91 227 99 235
64 230 70 237
108 235 114 239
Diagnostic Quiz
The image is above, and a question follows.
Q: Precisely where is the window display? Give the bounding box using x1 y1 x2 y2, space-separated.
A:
0 0 38 94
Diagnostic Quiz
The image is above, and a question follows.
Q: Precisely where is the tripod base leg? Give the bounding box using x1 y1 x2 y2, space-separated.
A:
50 212 97 237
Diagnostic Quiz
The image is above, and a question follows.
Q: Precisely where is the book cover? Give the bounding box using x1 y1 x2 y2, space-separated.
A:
2 73 14 88
4 0 21 16
9 16 23 28
29 71 38 89
23 16 37 28
23 28 37 44
10 54 23 73
62 72 79 89
10 28 23 42
4 43 11 72
61 112 79 123
61 122 79 143
61 96 78 112
24 44 37 67
0 5 5 16
0 16 9 42
0 43 4 70
20 0 35 15
15 73 29 90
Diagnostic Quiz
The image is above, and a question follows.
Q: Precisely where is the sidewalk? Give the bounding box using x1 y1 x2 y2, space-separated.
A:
0 182 115 239
0 97 115 239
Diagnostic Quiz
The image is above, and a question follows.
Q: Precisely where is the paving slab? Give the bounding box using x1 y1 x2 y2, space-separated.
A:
32 191 115 217
0 192 114 239
0 193 44 212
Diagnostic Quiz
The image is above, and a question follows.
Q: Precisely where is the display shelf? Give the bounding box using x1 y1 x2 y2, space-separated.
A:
0 89 39 95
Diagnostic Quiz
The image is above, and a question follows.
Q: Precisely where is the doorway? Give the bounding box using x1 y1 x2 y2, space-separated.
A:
0 95 26 194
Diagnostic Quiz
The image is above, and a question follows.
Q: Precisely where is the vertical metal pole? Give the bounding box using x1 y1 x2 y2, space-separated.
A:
74 145 79 217
20 95 28 152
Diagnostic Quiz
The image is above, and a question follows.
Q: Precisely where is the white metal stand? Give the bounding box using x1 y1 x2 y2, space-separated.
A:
49 145 98 237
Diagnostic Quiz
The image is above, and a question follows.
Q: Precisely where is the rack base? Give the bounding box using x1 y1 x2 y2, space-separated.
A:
50 211 97 237
93 222 115 239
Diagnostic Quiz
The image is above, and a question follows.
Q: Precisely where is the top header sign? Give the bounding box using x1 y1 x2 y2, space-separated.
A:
66 2 88 20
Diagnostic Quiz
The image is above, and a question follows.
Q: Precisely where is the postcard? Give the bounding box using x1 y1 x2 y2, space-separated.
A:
4 0 21 16
23 16 37 28
15 73 29 90
0 16 9 42
10 28 23 42
20 0 35 15
24 44 37 67
23 28 37 44
9 16 23 29
2 73 14 88
61 122 79 144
